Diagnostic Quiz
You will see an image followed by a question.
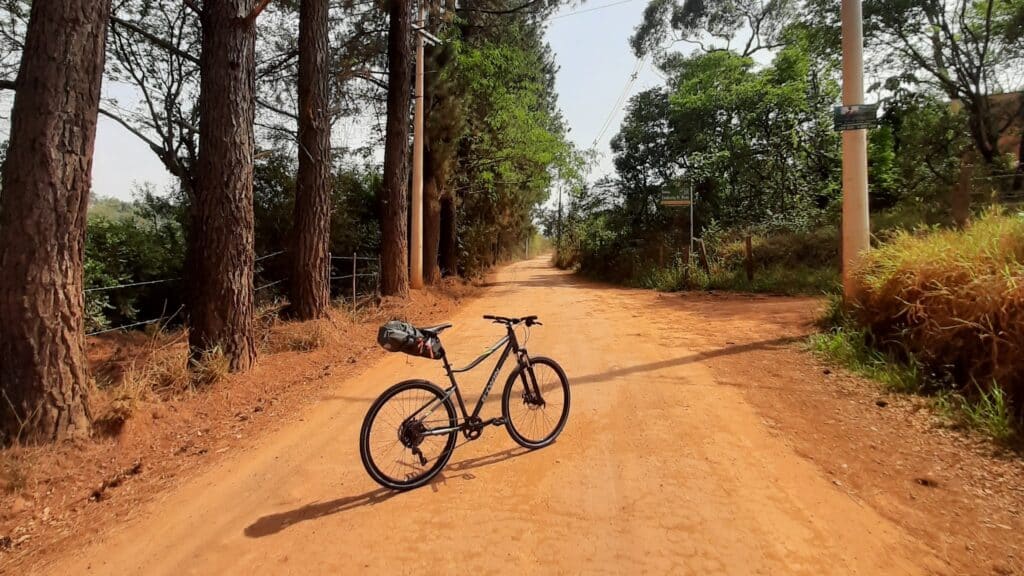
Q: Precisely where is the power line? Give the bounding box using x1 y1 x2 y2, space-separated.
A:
592 54 648 148
548 0 639 21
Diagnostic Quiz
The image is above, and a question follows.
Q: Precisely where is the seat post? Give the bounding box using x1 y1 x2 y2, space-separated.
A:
441 353 455 380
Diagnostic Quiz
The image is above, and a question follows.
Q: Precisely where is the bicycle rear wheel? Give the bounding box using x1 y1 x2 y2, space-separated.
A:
502 357 570 449
360 380 457 490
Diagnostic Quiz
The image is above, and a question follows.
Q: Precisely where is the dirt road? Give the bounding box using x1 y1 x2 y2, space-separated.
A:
41 257 949 575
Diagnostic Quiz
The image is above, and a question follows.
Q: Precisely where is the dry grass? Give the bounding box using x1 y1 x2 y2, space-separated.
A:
265 319 337 353
853 211 1024 409
189 347 229 388
0 450 27 495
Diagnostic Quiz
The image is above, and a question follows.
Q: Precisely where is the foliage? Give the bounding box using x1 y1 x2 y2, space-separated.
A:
631 0 799 57
565 23 848 293
446 16 577 277
936 385 1016 442
852 211 1024 412
84 196 187 332
82 154 383 330
810 327 923 393
864 0 1024 171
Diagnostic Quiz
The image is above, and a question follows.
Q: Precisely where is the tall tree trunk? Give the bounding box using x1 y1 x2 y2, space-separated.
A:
380 0 412 297
439 191 458 277
290 0 331 319
189 0 258 371
424 151 442 284
0 0 112 445
966 98 998 165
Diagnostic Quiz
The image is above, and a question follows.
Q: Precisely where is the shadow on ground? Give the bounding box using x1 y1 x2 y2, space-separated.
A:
243 447 530 538
571 336 805 387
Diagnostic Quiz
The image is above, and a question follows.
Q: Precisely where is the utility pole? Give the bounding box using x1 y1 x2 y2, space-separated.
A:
410 1 426 289
556 183 563 253
841 0 870 300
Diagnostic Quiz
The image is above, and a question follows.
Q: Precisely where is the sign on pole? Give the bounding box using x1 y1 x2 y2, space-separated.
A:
660 187 691 207
834 104 878 132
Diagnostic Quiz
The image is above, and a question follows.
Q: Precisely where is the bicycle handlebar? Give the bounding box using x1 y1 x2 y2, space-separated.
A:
483 315 541 327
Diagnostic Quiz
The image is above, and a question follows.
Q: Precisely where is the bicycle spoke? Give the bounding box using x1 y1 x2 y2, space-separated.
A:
504 360 569 447
362 383 458 489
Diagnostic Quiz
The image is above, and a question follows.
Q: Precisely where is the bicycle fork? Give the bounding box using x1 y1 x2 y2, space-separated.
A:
517 352 546 407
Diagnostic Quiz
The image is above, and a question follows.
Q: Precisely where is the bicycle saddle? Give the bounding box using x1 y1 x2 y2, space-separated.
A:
419 323 453 336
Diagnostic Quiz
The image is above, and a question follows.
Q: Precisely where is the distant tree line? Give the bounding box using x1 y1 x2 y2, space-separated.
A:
559 0 1023 282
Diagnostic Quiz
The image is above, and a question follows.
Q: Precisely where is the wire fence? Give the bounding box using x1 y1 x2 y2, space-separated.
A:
972 173 1024 204
85 249 381 336
329 253 381 311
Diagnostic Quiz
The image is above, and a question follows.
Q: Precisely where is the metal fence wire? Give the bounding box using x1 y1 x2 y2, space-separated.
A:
85 249 380 336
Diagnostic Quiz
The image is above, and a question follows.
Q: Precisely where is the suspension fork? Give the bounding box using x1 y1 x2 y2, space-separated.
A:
516 349 545 403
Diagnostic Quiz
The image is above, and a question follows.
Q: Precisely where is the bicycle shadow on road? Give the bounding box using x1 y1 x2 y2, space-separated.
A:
242 447 530 538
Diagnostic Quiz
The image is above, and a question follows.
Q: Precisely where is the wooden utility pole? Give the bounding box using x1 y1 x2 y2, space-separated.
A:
556 183 563 252
841 0 870 300
410 2 425 289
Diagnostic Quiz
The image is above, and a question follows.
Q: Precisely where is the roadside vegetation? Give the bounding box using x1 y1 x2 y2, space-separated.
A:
547 0 1024 442
812 212 1024 443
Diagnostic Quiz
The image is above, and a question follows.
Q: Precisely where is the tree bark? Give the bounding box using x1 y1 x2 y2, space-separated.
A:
439 191 458 277
0 0 112 445
189 0 258 371
424 155 442 284
422 43 441 285
380 0 412 297
290 0 332 319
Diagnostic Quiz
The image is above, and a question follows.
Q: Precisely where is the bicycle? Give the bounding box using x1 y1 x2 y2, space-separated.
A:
359 315 571 490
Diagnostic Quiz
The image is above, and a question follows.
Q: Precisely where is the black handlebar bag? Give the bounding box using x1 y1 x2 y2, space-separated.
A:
377 321 445 360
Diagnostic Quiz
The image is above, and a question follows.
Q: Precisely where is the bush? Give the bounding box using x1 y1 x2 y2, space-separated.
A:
852 211 1024 411
85 205 186 332
711 227 839 272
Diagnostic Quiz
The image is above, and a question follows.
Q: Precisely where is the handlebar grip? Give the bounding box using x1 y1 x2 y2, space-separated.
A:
483 315 497 320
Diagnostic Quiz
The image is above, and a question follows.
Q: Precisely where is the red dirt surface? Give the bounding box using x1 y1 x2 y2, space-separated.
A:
0 280 476 572
3 258 1023 575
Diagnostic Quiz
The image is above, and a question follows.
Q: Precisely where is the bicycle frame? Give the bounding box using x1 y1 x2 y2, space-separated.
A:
415 324 539 437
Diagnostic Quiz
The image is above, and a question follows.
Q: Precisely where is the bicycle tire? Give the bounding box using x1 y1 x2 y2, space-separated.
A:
501 357 570 449
360 380 457 490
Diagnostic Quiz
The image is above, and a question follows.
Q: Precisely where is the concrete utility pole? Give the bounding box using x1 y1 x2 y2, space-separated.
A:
841 0 870 300
410 2 426 289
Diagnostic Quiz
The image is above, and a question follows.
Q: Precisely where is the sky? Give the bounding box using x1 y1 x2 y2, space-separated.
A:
1 0 666 201
544 0 665 183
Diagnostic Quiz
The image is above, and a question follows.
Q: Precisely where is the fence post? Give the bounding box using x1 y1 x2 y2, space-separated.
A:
352 253 357 312
697 239 711 275
744 235 754 282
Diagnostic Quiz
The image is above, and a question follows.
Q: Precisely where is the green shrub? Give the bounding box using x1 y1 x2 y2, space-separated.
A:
810 326 922 393
85 204 186 332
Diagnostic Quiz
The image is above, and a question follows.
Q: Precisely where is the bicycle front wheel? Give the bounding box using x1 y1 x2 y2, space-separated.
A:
360 380 457 490
502 357 570 449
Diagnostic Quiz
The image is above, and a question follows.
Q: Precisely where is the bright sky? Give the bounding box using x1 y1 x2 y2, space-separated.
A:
1 0 665 201
544 0 665 183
